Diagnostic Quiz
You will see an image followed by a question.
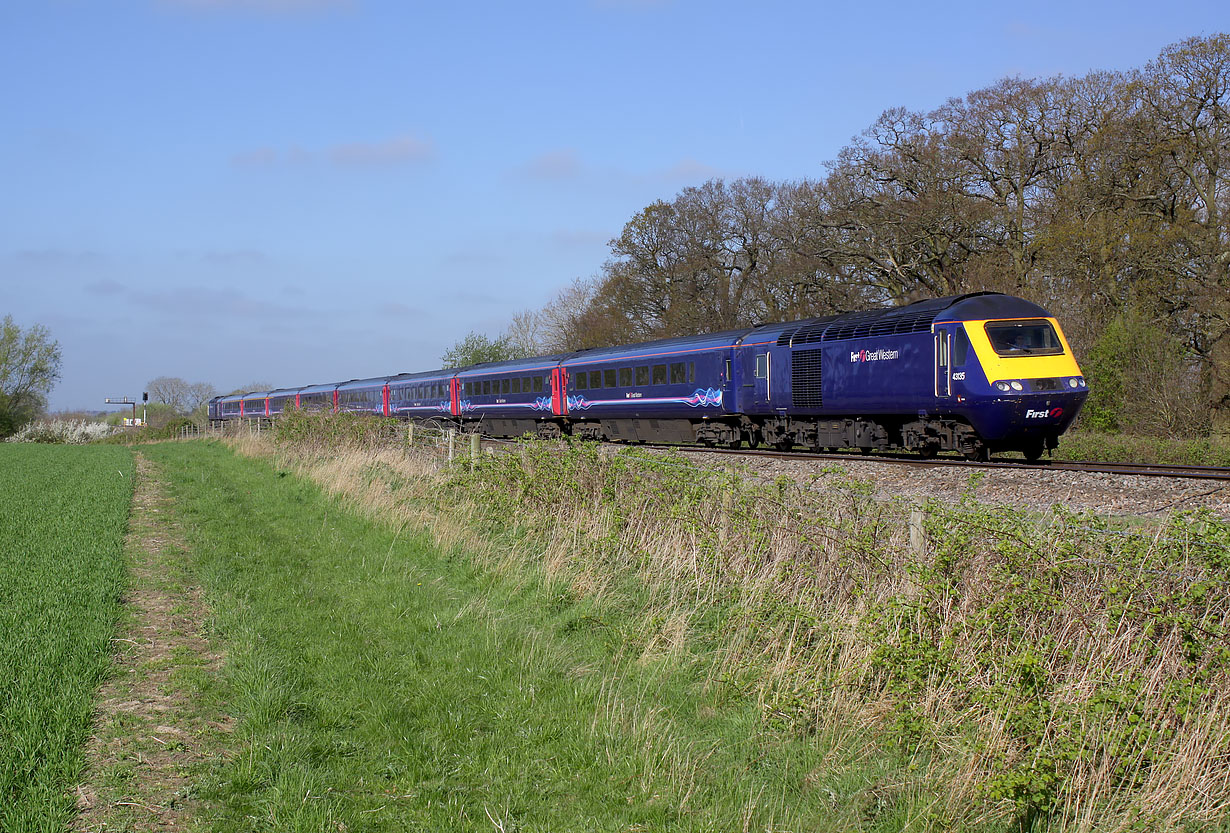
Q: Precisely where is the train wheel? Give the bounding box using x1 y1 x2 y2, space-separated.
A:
1022 441 1045 463
775 438 794 452
747 432 760 449
964 446 989 462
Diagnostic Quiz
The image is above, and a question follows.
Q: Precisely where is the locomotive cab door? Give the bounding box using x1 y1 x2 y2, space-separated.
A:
933 326 952 399
753 351 771 407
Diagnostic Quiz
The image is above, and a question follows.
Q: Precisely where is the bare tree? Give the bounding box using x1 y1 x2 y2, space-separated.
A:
147 376 194 412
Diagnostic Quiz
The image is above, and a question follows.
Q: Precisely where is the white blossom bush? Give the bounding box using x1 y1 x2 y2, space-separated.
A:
5 419 118 444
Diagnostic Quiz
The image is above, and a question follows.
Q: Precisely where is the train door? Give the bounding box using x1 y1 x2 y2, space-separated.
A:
551 367 568 416
934 325 952 399
382 384 390 417
450 377 460 416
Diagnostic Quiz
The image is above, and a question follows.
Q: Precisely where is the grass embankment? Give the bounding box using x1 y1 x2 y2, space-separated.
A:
143 440 838 830
1056 429 1230 466
225 410 1230 832
0 444 132 831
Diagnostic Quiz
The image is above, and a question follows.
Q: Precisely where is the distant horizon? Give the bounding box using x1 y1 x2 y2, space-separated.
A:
4 1 1226 411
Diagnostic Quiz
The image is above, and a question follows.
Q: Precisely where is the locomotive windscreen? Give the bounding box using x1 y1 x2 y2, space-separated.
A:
983 319 1063 357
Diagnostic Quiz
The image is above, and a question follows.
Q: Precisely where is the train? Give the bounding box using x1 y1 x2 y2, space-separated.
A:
209 291 1088 461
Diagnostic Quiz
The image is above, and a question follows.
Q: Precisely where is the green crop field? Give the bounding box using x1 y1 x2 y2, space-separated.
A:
0 444 132 831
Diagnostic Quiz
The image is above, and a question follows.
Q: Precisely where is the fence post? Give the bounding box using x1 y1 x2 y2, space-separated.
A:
909 505 926 558
447 429 456 465
407 422 414 448
470 432 480 472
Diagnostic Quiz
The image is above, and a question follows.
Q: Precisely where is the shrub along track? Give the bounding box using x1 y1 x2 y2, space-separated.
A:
73 451 230 831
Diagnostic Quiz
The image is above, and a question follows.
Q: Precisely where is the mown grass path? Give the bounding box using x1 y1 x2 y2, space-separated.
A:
144 440 835 831
0 445 132 832
74 451 230 831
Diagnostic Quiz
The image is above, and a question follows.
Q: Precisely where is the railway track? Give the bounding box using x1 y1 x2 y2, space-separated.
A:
641 444 1230 482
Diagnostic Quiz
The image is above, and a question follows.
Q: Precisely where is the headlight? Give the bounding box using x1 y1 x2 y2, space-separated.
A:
1068 378 1079 388
995 381 1011 392
1010 381 1024 391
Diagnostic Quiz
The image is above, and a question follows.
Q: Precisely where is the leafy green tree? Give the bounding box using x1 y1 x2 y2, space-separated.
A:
0 316 62 438
440 331 520 368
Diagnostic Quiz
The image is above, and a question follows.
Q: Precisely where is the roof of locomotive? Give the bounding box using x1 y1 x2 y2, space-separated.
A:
749 292 1051 347
938 293 1051 322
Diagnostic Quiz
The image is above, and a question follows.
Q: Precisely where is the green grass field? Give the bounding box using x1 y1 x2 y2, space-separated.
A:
143 441 843 831
0 444 132 831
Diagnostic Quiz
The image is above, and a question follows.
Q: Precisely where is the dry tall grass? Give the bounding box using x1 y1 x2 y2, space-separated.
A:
226 418 1230 832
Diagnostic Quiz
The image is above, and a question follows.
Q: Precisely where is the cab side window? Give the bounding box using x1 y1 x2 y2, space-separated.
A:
954 328 971 365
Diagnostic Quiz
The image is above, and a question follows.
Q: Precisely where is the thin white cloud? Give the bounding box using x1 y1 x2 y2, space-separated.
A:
85 279 126 296
591 0 672 9
128 285 314 321
551 229 608 249
231 134 434 169
378 301 422 317
14 248 105 265
199 249 269 266
658 157 722 181
516 149 725 187
523 149 583 181
160 0 352 12
329 134 435 167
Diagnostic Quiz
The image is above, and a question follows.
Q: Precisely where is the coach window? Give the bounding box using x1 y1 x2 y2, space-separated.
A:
604 369 617 388
755 354 768 379
511 377 521 393
589 370 601 389
670 362 686 384
483 380 491 395
576 372 588 390
532 376 543 392
502 378 510 394
635 366 649 386
619 367 632 386
953 328 971 365
652 364 667 385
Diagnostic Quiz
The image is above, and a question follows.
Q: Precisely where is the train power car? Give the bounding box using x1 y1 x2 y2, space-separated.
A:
207 292 1088 460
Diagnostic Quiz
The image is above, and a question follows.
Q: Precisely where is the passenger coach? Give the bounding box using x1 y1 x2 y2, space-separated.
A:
208 292 1088 460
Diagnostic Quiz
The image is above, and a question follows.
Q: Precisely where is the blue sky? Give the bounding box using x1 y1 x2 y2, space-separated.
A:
3 0 1225 411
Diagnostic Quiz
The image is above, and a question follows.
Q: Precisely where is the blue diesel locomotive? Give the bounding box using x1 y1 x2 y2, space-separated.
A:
209 292 1088 460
